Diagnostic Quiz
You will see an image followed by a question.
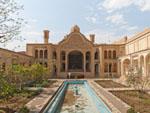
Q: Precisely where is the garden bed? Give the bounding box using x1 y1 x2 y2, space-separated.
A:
110 90 150 113
0 80 58 113
28 80 58 88
0 89 42 113
95 80 127 88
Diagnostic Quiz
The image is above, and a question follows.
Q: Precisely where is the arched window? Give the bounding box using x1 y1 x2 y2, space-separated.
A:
108 50 112 59
95 51 99 60
44 50 48 59
40 50 43 58
104 63 108 72
104 50 107 59
113 50 116 59
61 51 66 61
35 50 38 58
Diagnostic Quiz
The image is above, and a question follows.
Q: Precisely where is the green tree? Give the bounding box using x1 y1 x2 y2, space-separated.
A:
11 64 29 90
0 74 15 98
31 63 48 83
0 73 15 110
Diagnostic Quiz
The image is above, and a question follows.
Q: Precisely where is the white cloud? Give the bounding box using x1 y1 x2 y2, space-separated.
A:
135 0 150 12
86 29 121 43
101 0 150 12
102 0 132 12
106 13 127 25
85 16 97 24
106 13 138 31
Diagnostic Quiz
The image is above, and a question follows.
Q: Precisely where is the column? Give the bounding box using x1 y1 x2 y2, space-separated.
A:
138 56 141 69
120 60 124 76
83 52 86 74
38 49 40 59
65 52 68 72
91 50 95 77
57 50 60 76
144 56 147 76
43 49 45 59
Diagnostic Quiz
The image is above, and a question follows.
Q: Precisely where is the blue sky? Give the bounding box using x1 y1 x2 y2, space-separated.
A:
2 0 150 51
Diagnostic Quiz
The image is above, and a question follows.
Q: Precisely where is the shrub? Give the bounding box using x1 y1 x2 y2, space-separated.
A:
27 89 42 98
41 80 49 87
18 106 30 113
0 110 5 113
127 108 137 113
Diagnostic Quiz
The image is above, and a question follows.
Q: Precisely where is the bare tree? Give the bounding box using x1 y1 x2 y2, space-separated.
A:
0 0 24 43
126 65 150 93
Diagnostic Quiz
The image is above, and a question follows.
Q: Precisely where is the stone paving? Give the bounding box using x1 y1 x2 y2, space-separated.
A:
89 81 130 113
25 81 63 113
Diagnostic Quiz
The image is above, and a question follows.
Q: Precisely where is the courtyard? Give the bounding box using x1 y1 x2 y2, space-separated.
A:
0 77 150 113
0 0 150 113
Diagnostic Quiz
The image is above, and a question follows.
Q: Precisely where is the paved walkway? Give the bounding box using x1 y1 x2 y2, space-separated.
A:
105 87 135 91
89 81 130 113
26 81 63 113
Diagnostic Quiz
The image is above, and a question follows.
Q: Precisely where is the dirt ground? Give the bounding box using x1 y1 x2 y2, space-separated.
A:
111 90 150 113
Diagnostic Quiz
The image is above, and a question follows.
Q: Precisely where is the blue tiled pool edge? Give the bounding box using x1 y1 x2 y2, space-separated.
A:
42 80 112 113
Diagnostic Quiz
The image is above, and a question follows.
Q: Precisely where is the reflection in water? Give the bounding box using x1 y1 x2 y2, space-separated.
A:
60 85 100 113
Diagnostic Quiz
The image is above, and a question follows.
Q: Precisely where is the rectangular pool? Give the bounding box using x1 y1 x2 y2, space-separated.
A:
43 80 112 113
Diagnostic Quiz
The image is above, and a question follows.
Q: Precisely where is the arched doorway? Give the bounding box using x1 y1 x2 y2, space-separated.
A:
68 51 83 71
86 51 91 72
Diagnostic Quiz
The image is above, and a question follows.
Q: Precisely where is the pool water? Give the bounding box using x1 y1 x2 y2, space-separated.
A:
60 84 100 113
